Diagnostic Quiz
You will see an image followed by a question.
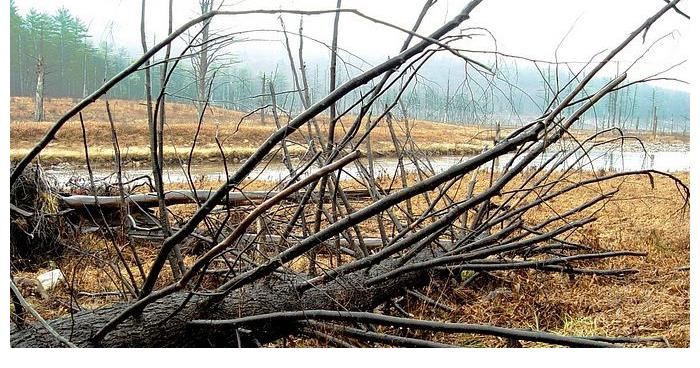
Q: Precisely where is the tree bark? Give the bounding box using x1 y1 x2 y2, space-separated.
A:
260 73 266 124
196 0 213 117
59 189 378 211
34 57 45 121
10 251 434 347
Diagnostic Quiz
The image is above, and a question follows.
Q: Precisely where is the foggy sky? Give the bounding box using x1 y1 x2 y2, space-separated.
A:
12 0 691 91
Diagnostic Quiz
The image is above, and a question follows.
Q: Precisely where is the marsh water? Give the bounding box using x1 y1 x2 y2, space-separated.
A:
43 143 689 187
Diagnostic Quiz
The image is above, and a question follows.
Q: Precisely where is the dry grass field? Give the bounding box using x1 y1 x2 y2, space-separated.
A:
10 97 491 165
11 97 688 166
9 97 691 348
12 167 689 347
427 172 690 347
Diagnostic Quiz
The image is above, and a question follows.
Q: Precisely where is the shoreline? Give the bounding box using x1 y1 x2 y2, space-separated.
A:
9 143 487 167
11 139 690 168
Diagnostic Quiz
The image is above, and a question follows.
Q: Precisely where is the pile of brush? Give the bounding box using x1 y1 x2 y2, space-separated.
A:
10 163 70 270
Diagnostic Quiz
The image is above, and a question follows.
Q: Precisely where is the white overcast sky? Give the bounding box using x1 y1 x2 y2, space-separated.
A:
12 0 691 90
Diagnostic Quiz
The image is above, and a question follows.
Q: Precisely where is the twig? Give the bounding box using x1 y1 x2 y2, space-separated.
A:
10 280 77 348
190 310 618 348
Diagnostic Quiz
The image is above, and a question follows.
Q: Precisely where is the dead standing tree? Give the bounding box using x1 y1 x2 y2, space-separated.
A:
10 0 689 348
140 0 185 279
195 0 214 117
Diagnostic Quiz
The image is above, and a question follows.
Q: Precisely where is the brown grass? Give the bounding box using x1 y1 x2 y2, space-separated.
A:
11 168 689 347
9 97 689 348
407 172 690 347
11 97 687 166
10 97 491 165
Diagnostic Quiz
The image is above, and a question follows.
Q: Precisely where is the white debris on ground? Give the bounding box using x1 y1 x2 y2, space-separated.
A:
37 269 64 291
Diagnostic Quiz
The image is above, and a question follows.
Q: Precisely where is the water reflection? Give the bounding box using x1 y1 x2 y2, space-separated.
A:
44 148 690 186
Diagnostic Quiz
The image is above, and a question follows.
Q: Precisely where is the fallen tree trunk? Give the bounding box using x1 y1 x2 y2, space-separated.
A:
60 190 271 210
10 249 434 347
121 231 453 252
59 189 379 210
11 244 627 348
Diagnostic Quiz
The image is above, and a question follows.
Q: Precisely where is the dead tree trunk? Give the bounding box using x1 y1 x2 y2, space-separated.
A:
34 57 45 121
652 106 658 139
58 189 378 211
11 249 436 347
140 0 185 279
196 0 213 117
260 72 266 124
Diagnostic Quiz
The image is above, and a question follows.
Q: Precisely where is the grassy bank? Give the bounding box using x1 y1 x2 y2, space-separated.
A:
10 97 688 166
10 97 489 165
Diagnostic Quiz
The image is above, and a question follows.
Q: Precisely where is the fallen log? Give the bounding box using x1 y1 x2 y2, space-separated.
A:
60 190 275 210
59 189 380 210
10 246 623 348
122 231 454 252
10 249 435 347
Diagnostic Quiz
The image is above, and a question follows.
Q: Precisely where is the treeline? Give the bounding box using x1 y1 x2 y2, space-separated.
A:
399 56 690 133
10 1 127 98
8 2 289 111
10 2 688 134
